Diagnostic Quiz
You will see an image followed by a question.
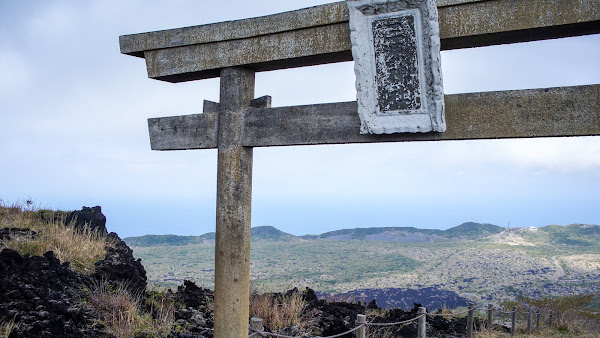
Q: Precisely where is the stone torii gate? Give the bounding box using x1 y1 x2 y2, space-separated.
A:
120 0 599 336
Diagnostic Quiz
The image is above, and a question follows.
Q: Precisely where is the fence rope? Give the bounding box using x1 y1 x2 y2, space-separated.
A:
365 313 425 327
247 312 426 337
247 306 552 337
249 323 366 338
427 308 471 317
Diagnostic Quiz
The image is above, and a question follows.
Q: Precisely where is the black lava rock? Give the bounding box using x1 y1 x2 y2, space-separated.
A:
65 206 107 235
169 280 214 337
92 232 147 293
0 227 37 241
0 248 109 337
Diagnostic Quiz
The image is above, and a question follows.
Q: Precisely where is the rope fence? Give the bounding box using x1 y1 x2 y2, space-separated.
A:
247 302 557 338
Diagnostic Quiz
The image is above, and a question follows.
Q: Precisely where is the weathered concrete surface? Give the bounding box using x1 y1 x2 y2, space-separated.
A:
244 85 600 146
144 23 352 82
120 0 600 82
119 2 349 57
148 100 219 150
148 84 599 150
438 0 600 50
213 68 255 338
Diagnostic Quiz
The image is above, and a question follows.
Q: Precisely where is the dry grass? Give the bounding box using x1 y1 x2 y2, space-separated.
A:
0 200 112 274
363 308 411 338
144 288 179 333
365 325 398 338
521 294 600 335
0 318 18 338
478 294 600 337
0 200 35 229
249 291 307 331
87 282 175 338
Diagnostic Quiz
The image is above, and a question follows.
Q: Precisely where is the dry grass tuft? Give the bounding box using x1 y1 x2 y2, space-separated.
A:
144 288 179 333
0 318 18 338
249 291 307 331
87 282 175 338
0 200 35 229
365 325 397 338
0 201 112 274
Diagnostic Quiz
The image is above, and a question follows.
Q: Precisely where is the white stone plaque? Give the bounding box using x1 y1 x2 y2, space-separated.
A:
347 0 445 134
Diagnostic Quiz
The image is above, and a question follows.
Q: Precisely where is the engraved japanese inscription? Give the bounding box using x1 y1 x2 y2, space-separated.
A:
372 13 422 113
348 0 445 134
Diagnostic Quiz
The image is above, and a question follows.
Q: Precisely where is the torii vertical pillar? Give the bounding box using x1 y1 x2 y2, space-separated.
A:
214 67 255 337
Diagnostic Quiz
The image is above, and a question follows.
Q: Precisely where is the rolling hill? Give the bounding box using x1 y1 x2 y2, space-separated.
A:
124 225 297 247
125 222 505 246
125 222 600 309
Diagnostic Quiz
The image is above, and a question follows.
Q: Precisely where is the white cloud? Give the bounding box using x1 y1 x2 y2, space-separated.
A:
492 137 600 173
0 50 31 92
26 4 78 38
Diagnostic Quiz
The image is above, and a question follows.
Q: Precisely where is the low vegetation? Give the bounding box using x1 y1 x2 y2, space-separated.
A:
0 200 111 274
250 290 306 331
86 282 176 338
520 294 600 333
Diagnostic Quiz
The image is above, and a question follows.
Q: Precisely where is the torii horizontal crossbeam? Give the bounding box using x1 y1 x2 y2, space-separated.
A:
148 84 600 150
120 0 600 82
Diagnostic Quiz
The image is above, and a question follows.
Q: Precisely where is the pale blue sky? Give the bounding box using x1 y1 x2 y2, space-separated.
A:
1 1 599 237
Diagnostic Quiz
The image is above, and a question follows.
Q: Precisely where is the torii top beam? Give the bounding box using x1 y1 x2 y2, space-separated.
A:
119 0 600 83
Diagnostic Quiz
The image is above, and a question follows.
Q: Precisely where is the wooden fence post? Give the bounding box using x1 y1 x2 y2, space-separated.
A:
487 303 494 330
527 309 532 333
466 303 475 338
356 314 366 338
511 306 517 336
548 310 554 326
418 307 427 338
536 310 541 330
250 317 263 333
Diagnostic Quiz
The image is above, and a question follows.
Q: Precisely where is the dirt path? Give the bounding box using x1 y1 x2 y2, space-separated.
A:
552 256 565 279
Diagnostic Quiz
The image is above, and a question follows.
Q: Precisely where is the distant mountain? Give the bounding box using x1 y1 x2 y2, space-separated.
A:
125 222 596 247
440 222 504 239
123 234 209 247
125 225 297 247
300 227 442 241
251 226 299 242
302 222 503 241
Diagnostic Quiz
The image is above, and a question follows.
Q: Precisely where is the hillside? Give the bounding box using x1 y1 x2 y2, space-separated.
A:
125 222 505 246
541 223 600 246
123 234 209 247
251 225 299 241
440 222 503 238
124 225 297 247
307 222 504 241
129 222 600 310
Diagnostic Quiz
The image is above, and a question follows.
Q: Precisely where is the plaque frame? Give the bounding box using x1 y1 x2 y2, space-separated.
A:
348 0 445 134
